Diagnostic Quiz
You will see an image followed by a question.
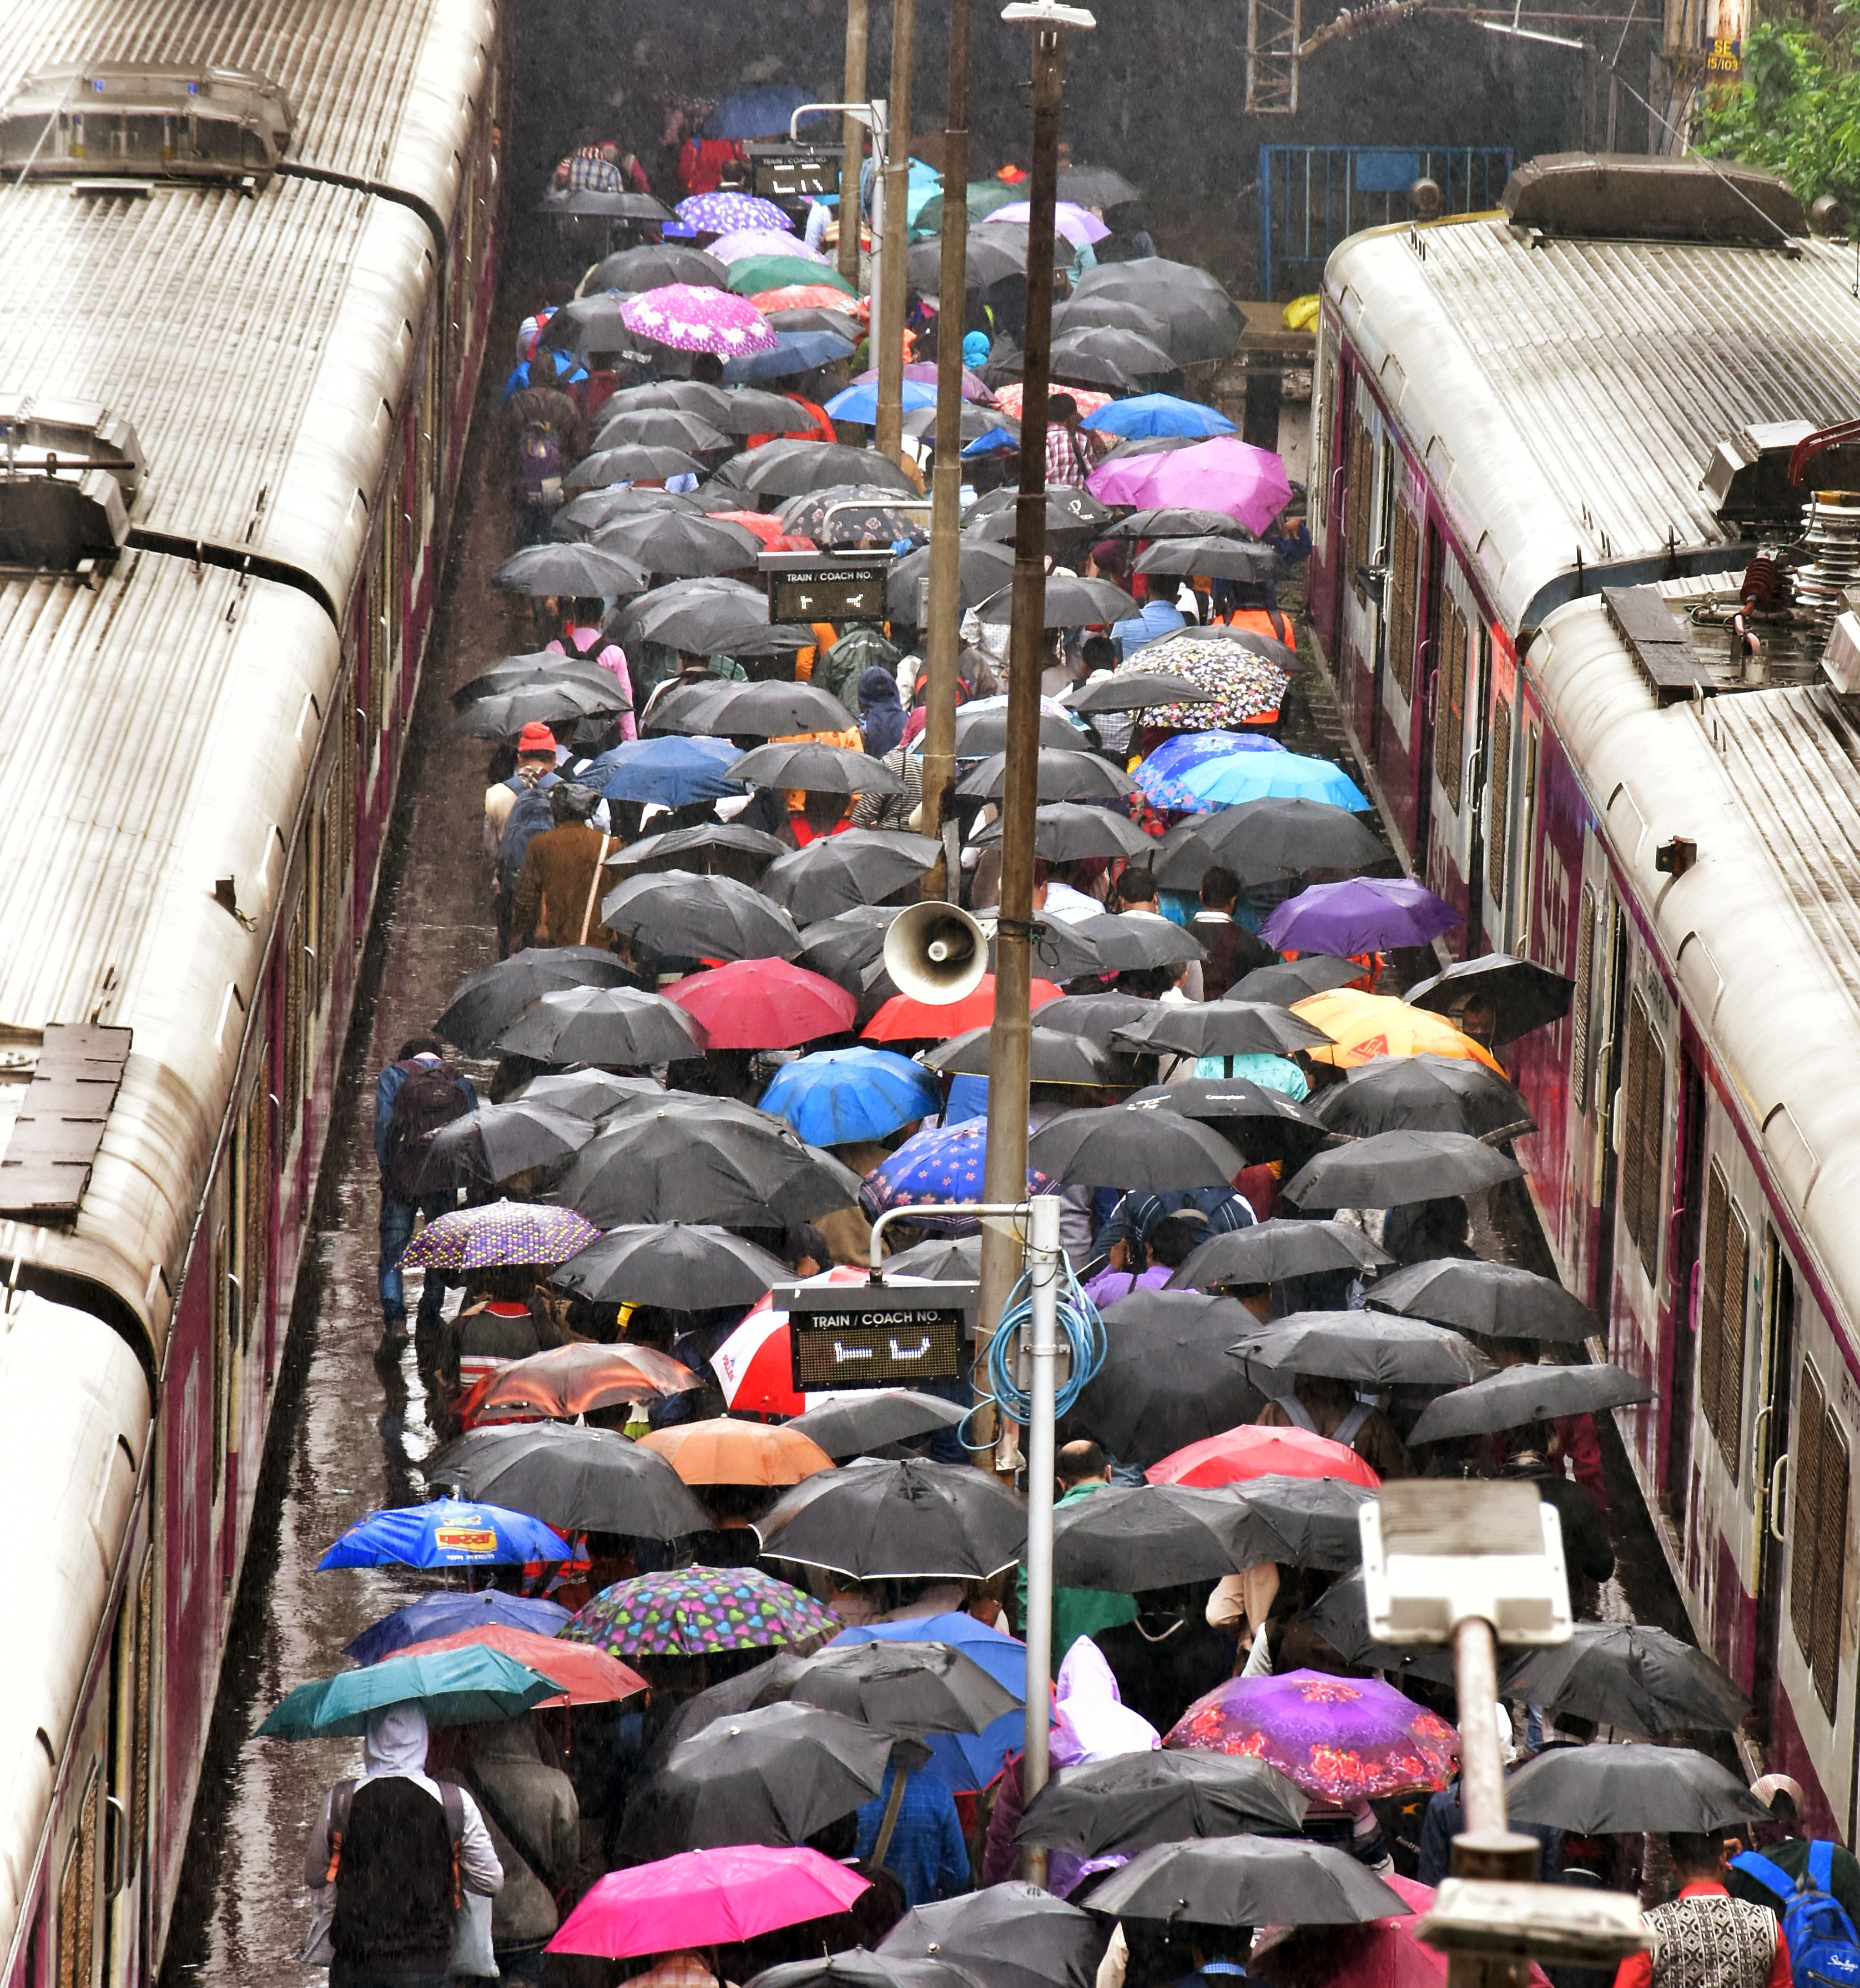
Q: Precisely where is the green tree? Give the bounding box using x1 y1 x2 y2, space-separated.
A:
1699 21 1860 212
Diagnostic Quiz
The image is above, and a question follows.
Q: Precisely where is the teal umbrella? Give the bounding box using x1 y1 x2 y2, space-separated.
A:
258 1646 558 1738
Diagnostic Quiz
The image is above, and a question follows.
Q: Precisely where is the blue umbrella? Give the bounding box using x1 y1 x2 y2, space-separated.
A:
861 1120 1055 1234
319 1497 572 1570
760 1047 940 1144
961 427 1018 459
1177 750 1369 811
258 1646 559 1738
582 734 744 806
703 85 832 143
831 1613 1027 1790
1134 729 1287 811
1083 394 1237 440
345 1590 573 1665
723 329 856 385
825 380 938 424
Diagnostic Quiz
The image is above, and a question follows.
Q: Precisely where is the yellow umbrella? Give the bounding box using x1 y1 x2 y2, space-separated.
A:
1289 988 1506 1076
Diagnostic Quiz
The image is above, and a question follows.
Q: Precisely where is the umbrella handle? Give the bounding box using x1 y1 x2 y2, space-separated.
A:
870 1765 911 1870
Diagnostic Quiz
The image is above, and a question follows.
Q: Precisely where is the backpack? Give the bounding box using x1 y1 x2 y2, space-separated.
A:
1733 1845 1860 1988
382 1062 470 1202
498 783 558 901
518 420 565 508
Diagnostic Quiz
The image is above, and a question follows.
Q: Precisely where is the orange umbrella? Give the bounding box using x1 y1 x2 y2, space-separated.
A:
461 1342 701 1429
1289 989 1506 1076
638 1417 836 1486
863 972 1063 1043
752 284 864 314
393 1624 647 1705
703 506 815 551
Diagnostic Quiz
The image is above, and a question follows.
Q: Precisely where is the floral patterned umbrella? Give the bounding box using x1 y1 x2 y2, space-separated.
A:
621 284 779 358
1166 1668 1458 1803
1134 728 1287 811
560 1568 838 1657
779 484 930 548
754 285 866 316
992 381 1111 422
1113 636 1291 735
397 1199 600 1270
710 228 828 265
676 190 797 235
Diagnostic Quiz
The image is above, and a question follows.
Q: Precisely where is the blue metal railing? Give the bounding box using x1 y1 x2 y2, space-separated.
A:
1258 145 1515 297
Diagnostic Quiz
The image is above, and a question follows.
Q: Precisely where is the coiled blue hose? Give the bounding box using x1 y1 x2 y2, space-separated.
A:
959 1251 1107 1452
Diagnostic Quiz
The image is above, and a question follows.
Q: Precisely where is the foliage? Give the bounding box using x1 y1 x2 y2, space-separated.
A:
1698 22 1860 212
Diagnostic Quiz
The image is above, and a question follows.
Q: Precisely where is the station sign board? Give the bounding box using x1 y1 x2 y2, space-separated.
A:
774 1278 976 1390
759 550 895 625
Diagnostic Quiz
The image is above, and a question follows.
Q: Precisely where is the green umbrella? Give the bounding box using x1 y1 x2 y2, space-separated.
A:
257 1646 559 1738
913 179 1023 236
728 256 858 299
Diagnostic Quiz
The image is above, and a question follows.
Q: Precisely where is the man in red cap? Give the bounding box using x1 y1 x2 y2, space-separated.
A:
484 723 561 955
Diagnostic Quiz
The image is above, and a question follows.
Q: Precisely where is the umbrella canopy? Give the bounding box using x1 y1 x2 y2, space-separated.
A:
1232 1311 1492 1390
1103 507 1250 541
1263 879 1463 956
711 226 828 264
1067 912 1203 973
1074 1290 1265 1464
1137 535 1283 583
1148 1425 1383 1491
561 486 709 537
955 750 1134 804
679 186 798 230
1173 1218 1393 1291
1124 1082 1328 1164
965 487 1115 537
1503 1622 1749 1734
1028 1103 1244 1190
451 681 631 741
1156 799 1389 889
1251 1874 1556 1988
1050 325 1178 390
715 388 824 434
601 869 803 961
1058 163 1142 205
729 438 916 498
1218 1472 1375 1569
729 255 860 298
970 801 1153 862
886 537 1015 618
782 483 930 545
1301 1570 1456 1684
925 1024 1121 1087
787 1390 968 1459
1111 640 1291 733
731 741 906 797
1403 953 1577 1047
517 1071 665 1118
640 1417 835 1487
453 652 631 707
345 1590 571 1666
881 1887 1103 1988
319 1497 572 1570
713 1273 865 1415
1174 749 1368 813
550 1847 870 1959
623 1703 892 1856
583 735 747 808
592 509 764 575
1115 999 1332 1060
1282 1130 1522 1210
952 703 1095 758
398 1201 600 1270
1034 993 1156 1047
583 244 728 290
412 1099 592 1194
552 1222 792 1310
1086 1836 1409 1927
833 1613 1029 1792
437 946 638 1055
761 831 939 922
724 327 859 384
1071 260 1245 364
1019 1750 1308 1859
1236 956 1365 1005
491 986 708 1066
757 1457 1027 1578
567 444 709 492
756 282 868 315
258 1647 559 1739
1168 1669 1458 1802
1312 1054 1535 1144
603 823 785 887
1050 1482 1315 1591
460 1343 702 1425
1085 395 1236 440
864 973 1062 1043
488 540 648 598
982 197 1111 244
665 960 856 1049
1367 1258 1598 1343
1407 1361 1652 1444
392 1626 648 1708
826 380 939 424
1292 990 1508 1074
622 284 779 357
589 408 734 454
1090 436 1293 534
429 1422 711 1537
770 1638 1022 1735
602 380 737 420
762 1046 940 1144
659 678 860 738
1503 1744 1767 1834
563 1568 840 1658
859 1118 1058 1227
747 1957 980 1988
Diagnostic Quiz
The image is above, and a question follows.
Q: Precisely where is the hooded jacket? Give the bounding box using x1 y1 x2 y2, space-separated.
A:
858 665 906 759
467 1718 580 1952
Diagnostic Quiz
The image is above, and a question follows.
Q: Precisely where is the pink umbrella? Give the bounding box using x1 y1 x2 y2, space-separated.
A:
1089 435 1293 534
982 199 1112 245
710 229 829 265
1252 1875 1557 1988
663 958 856 1048
621 285 779 357
548 1845 869 1958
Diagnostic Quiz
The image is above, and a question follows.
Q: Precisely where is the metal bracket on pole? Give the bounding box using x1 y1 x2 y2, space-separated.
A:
1015 1191 1063 1889
790 101 888 145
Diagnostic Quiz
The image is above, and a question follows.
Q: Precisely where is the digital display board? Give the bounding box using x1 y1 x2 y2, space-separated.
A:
777 1279 975 1390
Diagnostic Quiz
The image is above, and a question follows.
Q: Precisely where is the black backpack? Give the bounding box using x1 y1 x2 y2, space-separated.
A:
383 1062 470 1201
498 784 558 901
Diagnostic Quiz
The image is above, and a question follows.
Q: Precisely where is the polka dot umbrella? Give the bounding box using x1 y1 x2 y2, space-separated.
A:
621 284 779 358
560 1567 839 1658
398 1199 600 1270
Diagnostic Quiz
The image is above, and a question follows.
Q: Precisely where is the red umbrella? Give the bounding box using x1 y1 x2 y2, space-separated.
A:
703 506 817 551
1149 1425 1382 1490
1253 1875 1555 1988
665 959 855 1048
392 1624 647 1706
863 972 1063 1043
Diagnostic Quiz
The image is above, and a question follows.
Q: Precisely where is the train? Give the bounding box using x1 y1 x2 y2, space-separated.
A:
1308 151 1860 1835
0 4 505 1985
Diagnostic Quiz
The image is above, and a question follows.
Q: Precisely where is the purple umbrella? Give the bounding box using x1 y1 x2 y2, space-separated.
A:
982 199 1112 245
676 191 796 235
710 228 828 265
854 361 990 403
1261 879 1463 956
622 285 779 358
1090 436 1294 535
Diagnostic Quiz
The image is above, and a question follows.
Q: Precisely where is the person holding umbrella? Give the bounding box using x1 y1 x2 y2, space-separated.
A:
1014 1441 1138 1663
508 783 621 952
374 1037 477 1360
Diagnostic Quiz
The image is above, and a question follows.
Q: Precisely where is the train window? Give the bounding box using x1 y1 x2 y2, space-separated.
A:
1387 498 1420 698
1345 413 1374 606
239 1074 269 1350
1698 1163 1749 1477
1791 1361 1850 1719
1619 990 1666 1280
1571 886 1596 1112
1435 596 1469 810
1488 696 1511 908
57 1767 99 1988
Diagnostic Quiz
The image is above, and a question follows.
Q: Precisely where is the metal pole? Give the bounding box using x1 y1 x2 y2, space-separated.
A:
838 0 870 287
1448 1616 1539 1988
918 0 972 896
874 0 918 465
977 9 1072 1452
1017 1192 1063 1888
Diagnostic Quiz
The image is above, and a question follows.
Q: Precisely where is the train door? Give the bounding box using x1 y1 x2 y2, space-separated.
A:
1365 435 1398 762
1662 1052 1708 1525
1751 1233 1796 1749
1589 895 1630 1332
1377 468 1424 844
1422 549 1485 952
1414 525 1441 869
1337 385 1385 752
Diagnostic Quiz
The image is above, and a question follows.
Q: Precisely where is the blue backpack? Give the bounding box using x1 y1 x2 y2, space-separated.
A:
1733 1844 1860 1988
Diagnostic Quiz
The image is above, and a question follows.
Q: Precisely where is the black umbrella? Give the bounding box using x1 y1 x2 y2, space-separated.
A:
604 821 787 885
1301 1569 1458 1681
761 831 940 922
549 1222 792 1309
1065 671 1221 716
885 537 1016 619
756 1458 1027 1578
987 917 1105 987
1041 573 1141 627
557 1101 861 1227
601 380 735 420
729 439 920 498
1408 1360 1651 1444
1234 1472 1377 1570
583 243 727 290
1073 1291 1264 1462
954 707 1094 757
437 946 638 1055
1029 1103 1244 1190
968 803 1153 862
621 574 765 635
1095 434 1207 466
1115 1000 1331 1059
450 680 629 740
1051 1483 1297 1590
1050 325 1178 390
1050 297 1176 351
564 445 708 492
452 651 627 708
1404 952 1576 1048
622 1703 891 1855
667 679 861 739
715 389 823 435
1156 801 1390 890
788 1390 968 1457
732 741 908 796
1313 1054 1536 1144
1137 536 1283 583
1102 508 1248 542
1059 164 1142 206
1503 1744 1767 1834
1034 993 1156 1046
956 750 1133 804
624 588 798 658
780 483 931 547
488 541 649 597
926 1024 1122 1086
1232 1310 1493 1389
541 188 674 221
965 485 1115 534
748 1955 984 1988
491 986 706 1066
909 230 1028 291
1232 956 1365 1006
413 1100 592 1193
1085 1836 1407 1925
1282 1130 1522 1209
591 408 733 455
799 905 904 986
557 486 708 536
1173 1217 1392 1290
1502 1622 1749 1734
429 1422 711 1537
1071 261 1245 365
600 870 803 961
904 401 1018 447
1367 1258 1598 1343
881 1886 1105 1988
1125 1081 1327 1138
591 509 764 575
765 305 864 341
1019 1751 1307 1860
1069 913 1204 972
538 293 650 360
773 1639 1021 1734
517 1069 666 1118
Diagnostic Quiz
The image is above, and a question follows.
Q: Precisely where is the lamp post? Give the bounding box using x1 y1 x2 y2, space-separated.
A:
838 0 870 288
873 0 919 465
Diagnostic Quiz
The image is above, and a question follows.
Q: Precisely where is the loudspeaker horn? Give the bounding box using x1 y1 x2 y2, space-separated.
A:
882 899 991 1005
